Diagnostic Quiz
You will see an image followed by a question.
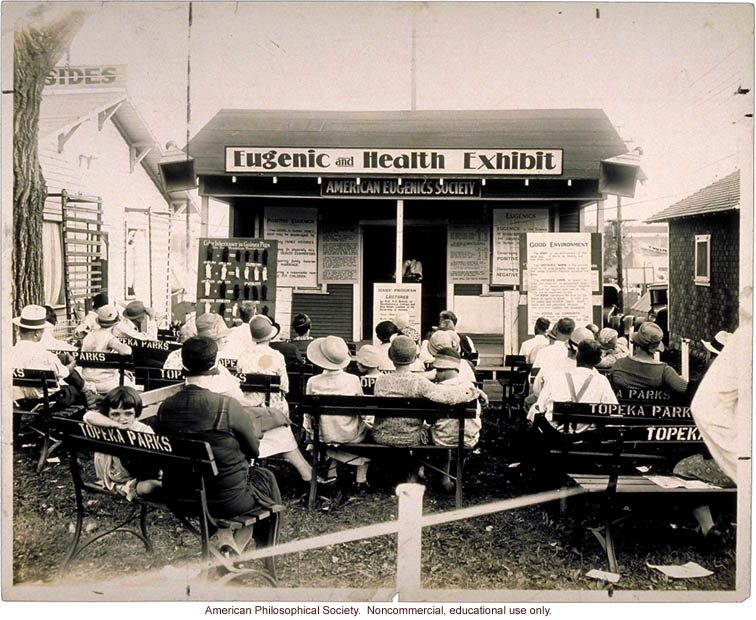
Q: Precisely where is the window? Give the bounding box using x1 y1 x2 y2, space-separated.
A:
694 234 710 286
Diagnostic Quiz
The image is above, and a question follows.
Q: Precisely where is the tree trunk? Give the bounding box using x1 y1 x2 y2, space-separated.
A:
13 9 86 315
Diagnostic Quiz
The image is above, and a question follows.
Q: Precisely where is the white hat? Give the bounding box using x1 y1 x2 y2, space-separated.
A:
702 330 731 355
307 336 351 370
13 305 53 330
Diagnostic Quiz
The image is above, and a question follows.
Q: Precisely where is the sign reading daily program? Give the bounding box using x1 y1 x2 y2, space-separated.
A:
264 207 318 288
526 233 593 328
319 223 360 283
227 147 563 175
492 209 549 285
372 284 421 345
448 221 490 283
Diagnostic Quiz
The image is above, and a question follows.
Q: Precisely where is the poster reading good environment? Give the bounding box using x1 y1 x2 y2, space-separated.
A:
318 222 360 283
493 208 549 285
372 283 421 345
448 220 490 283
526 232 593 328
264 206 318 288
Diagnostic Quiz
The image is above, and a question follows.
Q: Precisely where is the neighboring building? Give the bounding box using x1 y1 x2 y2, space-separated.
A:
38 65 198 325
189 108 629 361
646 170 740 351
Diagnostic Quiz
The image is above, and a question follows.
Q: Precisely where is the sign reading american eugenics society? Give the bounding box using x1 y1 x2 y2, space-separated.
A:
526 233 593 329
226 147 563 175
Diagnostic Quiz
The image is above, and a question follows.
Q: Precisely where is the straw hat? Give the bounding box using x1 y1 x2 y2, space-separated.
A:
13 305 53 330
96 305 120 327
569 326 595 347
702 330 731 355
307 336 351 370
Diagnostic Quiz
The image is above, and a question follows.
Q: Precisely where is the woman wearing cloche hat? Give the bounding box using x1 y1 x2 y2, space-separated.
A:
609 321 688 394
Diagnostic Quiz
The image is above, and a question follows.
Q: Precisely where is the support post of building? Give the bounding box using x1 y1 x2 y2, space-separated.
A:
396 199 404 284
615 196 624 312
201 195 209 236
681 338 690 381
596 199 605 233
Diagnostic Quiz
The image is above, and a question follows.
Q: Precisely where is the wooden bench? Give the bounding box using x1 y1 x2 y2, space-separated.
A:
72 350 134 389
497 356 532 420
237 372 281 407
134 366 184 391
12 369 85 471
119 337 180 368
51 416 284 585
301 394 478 509
542 396 736 572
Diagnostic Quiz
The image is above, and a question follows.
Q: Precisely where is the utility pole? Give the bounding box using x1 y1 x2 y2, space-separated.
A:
615 195 624 312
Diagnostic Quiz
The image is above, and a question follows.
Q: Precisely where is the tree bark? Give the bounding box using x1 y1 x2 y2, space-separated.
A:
13 8 86 315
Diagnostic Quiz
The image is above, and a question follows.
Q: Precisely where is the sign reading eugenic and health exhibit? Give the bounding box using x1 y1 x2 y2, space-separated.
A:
526 233 593 329
492 209 549 285
227 147 563 175
264 207 318 288
373 283 421 345
448 221 490 283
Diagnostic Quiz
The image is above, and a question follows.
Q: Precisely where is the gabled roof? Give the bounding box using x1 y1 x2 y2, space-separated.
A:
38 91 198 210
188 108 628 178
646 170 740 222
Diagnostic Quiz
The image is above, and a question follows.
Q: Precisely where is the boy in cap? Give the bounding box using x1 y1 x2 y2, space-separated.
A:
74 292 109 339
114 300 158 341
596 327 629 369
80 305 135 394
355 344 381 395
374 320 399 371
429 347 483 491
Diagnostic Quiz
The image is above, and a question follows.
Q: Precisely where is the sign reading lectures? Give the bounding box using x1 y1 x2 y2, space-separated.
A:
226 147 563 175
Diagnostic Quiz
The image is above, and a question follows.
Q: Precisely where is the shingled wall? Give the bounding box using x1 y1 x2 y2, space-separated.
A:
668 211 739 350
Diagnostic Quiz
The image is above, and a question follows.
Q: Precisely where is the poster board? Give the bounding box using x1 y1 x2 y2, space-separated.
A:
517 233 602 346
448 220 490 283
492 208 549 285
196 237 277 326
372 283 421 345
264 206 318 288
318 222 360 284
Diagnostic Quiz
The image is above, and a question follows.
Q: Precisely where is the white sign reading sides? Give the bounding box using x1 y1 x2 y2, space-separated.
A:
492 209 550 285
372 283 422 346
264 207 318 288
527 232 593 329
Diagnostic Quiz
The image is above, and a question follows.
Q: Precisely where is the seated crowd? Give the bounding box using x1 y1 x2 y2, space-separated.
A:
17 294 733 545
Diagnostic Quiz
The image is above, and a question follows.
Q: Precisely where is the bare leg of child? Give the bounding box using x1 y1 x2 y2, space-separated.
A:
327 459 338 480
441 451 454 491
356 463 369 484
136 479 162 497
282 449 314 481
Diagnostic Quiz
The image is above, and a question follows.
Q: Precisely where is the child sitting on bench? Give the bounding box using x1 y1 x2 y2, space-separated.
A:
82 386 162 501
306 336 369 487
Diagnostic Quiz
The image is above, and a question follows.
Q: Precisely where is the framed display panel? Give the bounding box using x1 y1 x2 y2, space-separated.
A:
196 237 278 326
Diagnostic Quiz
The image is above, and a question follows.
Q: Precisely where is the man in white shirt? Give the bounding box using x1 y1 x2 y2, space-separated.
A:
528 339 618 427
519 317 551 359
531 326 595 396
690 288 752 483
12 305 87 405
531 317 575 371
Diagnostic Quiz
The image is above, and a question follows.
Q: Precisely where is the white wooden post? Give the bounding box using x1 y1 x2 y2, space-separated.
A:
395 482 425 600
628 324 634 356
396 199 404 284
681 338 690 381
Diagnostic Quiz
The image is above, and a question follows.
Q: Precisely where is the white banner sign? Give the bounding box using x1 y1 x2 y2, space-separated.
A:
319 222 360 283
372 283 421 345
448 221 490 283
493 209 549 285
227 147 563 175
527 233 593 328
264 207 318 288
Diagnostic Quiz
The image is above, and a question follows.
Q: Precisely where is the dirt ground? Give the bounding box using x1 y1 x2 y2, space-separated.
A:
11 408 737 593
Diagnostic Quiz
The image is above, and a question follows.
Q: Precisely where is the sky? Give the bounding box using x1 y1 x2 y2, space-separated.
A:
3 1 754 222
